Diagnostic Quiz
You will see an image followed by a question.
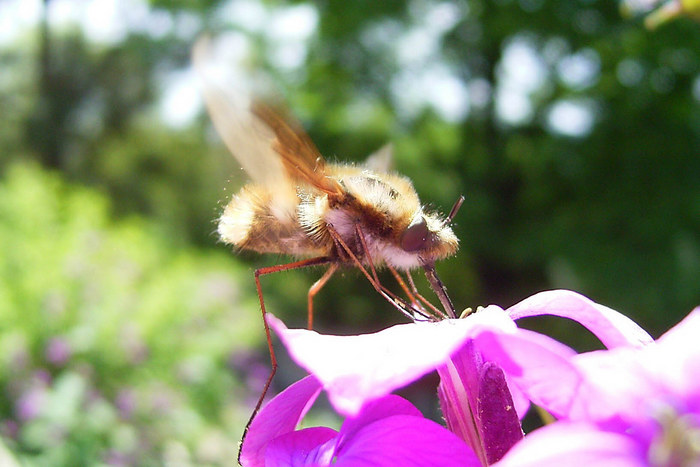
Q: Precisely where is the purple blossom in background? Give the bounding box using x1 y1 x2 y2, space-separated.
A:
229 350 272 408
45 337 72 365
115 389 136 420
241 290 665 466
15 371 52 422
480 306 700 466
1 419 18 439
15 386 46 422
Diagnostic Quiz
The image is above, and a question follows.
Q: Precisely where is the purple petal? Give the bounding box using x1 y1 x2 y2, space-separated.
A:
654 307 700 407
536 307 700 433
571 342 693 428
573 307 700 424
475 328 585 419
505 290 653 349
437 343 523 465
478 326 670 425
437 340 482 440
495 422 646 467
337 395 422 450
334 414 481 466
478 363 524 464
576 348 658 421
657 306 700 347
436 340 484 460
268 308 515 415
240 376 323 467
265 427 338 466
504 374 531 420
570 309 700 423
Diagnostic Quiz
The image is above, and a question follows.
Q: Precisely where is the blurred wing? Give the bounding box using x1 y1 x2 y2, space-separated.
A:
251 102 342 195
193 38 341 197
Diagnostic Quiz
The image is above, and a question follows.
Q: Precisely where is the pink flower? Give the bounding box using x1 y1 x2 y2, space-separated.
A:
481 307 700 466
242 290 655 466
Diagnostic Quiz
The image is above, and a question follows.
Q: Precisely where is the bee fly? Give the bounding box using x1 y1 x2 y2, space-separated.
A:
194 38 463 458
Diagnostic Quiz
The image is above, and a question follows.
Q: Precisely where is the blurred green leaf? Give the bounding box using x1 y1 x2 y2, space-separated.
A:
0 163 259 465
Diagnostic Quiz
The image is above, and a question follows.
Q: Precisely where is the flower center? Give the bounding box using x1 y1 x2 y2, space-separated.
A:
648 407 700 467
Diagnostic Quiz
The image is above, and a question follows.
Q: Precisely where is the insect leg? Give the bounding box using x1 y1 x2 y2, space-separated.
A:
240 256 331 464
354 224 380 285
386 265 424 312
403 269 447 319
327 225 432 321
387 265 448 320
354 224 435 320
307 263 338 330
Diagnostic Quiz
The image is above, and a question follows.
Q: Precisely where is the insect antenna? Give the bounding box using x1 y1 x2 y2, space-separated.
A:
448 195 465 223
386 265 429 317
398 268 447 320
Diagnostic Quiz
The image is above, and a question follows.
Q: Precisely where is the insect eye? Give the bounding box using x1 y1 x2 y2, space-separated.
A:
401 217 430 252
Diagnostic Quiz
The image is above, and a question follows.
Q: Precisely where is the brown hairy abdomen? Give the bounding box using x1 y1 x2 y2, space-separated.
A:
243 212 329 256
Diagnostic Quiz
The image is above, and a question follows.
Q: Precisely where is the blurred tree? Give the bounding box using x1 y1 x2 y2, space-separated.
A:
0 162 260 465
250 0 700 339
1 0 700 463
2 0 699 339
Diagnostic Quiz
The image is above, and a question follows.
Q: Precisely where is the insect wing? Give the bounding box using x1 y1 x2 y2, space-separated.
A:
193 39 291 188
251 102 342 196
193 38 341 200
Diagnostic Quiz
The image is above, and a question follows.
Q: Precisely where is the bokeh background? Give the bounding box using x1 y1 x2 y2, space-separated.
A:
1 0 699 465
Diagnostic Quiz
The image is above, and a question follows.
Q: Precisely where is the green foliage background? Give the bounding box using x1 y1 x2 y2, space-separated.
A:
0 0 699 464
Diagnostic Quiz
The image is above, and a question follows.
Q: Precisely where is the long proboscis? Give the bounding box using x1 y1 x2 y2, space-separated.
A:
421 194 465 319
422 261 457 319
